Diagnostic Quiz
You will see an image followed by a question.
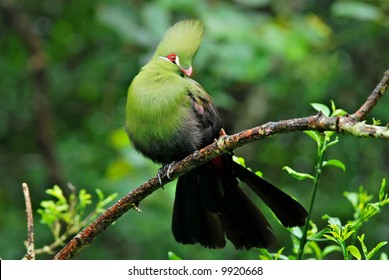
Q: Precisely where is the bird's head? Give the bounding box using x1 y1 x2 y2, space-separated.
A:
153 19 203 77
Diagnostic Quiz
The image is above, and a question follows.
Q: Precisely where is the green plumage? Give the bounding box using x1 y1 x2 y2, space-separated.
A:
154 20 203 69
126 20 207 163
125 19 307 249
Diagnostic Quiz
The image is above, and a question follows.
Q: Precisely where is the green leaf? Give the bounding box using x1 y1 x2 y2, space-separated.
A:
310 227 330 239
330 99 336 113
233 156 263 176
367 241 388 260
307 241 323 260
330 100 347 117
96 189 118 209
46 185 67 204
274 247 285 260
282 166 315 181
332 109 347 117
323 234 338 243
323 159 346 172
343 191 359 209
379 178 387 202
324 136 339 149
290 226 303 238
233 155 246 167
258 248 272 260
357 234 368 258
347 245 361 260
96 188 104 202
303 130 321 146
78 189 92 208
311 103 331 117
322 245 342 258
372 117 381 126
168 251 182 260
324 131 335 140
342 229 356 241
101 193 118 208
380 252 388 260
325 216 343 228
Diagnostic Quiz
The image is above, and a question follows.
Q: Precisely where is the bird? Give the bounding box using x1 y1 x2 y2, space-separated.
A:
125 19 307 249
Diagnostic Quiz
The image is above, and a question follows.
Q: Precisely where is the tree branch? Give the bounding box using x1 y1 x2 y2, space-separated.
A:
351 69 389 121
22 182 35 260
53 69 389 260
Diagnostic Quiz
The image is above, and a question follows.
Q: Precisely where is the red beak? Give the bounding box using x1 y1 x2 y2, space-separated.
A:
179 65 193 77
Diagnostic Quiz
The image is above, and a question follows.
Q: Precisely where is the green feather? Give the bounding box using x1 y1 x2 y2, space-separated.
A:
154 19 203 69
126 69 205 163
126 60 192 143
126 19 206 163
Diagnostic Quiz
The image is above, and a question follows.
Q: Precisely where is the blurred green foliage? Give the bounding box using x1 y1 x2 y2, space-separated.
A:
0 0 388 259
257 180 389 260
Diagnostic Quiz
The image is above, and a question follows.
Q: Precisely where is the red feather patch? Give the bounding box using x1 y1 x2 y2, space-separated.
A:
211 156 224 171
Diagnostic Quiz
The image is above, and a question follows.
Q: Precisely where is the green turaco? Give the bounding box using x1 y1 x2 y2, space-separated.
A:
126 19 307 249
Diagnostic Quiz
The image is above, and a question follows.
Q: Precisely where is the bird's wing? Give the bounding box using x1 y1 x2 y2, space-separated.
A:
187 78 223 146
174 79 276 249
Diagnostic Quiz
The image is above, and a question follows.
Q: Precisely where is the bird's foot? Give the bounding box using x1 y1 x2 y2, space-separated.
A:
157 161 176 186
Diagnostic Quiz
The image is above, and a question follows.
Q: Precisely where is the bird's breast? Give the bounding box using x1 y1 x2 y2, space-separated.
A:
126 79 202 162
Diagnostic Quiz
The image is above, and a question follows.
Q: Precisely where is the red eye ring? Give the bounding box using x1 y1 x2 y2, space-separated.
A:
166 53 177 63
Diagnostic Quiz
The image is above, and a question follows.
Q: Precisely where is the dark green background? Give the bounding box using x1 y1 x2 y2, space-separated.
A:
1 0 388 259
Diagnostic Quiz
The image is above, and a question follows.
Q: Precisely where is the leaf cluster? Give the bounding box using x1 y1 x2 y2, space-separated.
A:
35 185 117 255
258 102 388 260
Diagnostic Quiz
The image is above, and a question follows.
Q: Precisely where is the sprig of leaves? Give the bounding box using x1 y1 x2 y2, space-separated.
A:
258 101 388 260
323 179 389 260
283 102 347 259
283 102 347 181
35 184 117 255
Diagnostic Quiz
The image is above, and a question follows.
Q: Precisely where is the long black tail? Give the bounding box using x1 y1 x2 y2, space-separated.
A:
233 162 307 227
172 155 307 249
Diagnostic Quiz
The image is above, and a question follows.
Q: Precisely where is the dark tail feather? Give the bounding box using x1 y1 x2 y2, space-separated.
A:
220 179 275 249
172 164 226 248
172 158 276 249
233 162 307 227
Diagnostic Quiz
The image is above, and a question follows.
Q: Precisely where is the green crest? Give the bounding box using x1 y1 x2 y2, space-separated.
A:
154 19 203 69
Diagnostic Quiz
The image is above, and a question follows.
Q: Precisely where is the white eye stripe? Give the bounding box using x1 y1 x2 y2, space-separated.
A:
159 55 182 67
175 55 181 67
159 56 170 62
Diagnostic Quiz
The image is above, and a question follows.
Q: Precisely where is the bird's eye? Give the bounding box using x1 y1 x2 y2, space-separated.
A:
166 53 177 63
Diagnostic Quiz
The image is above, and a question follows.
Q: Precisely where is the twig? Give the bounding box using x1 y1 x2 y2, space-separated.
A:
53 69 389 260
35 235 68 255
22 183 35 260
351 69 389 121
